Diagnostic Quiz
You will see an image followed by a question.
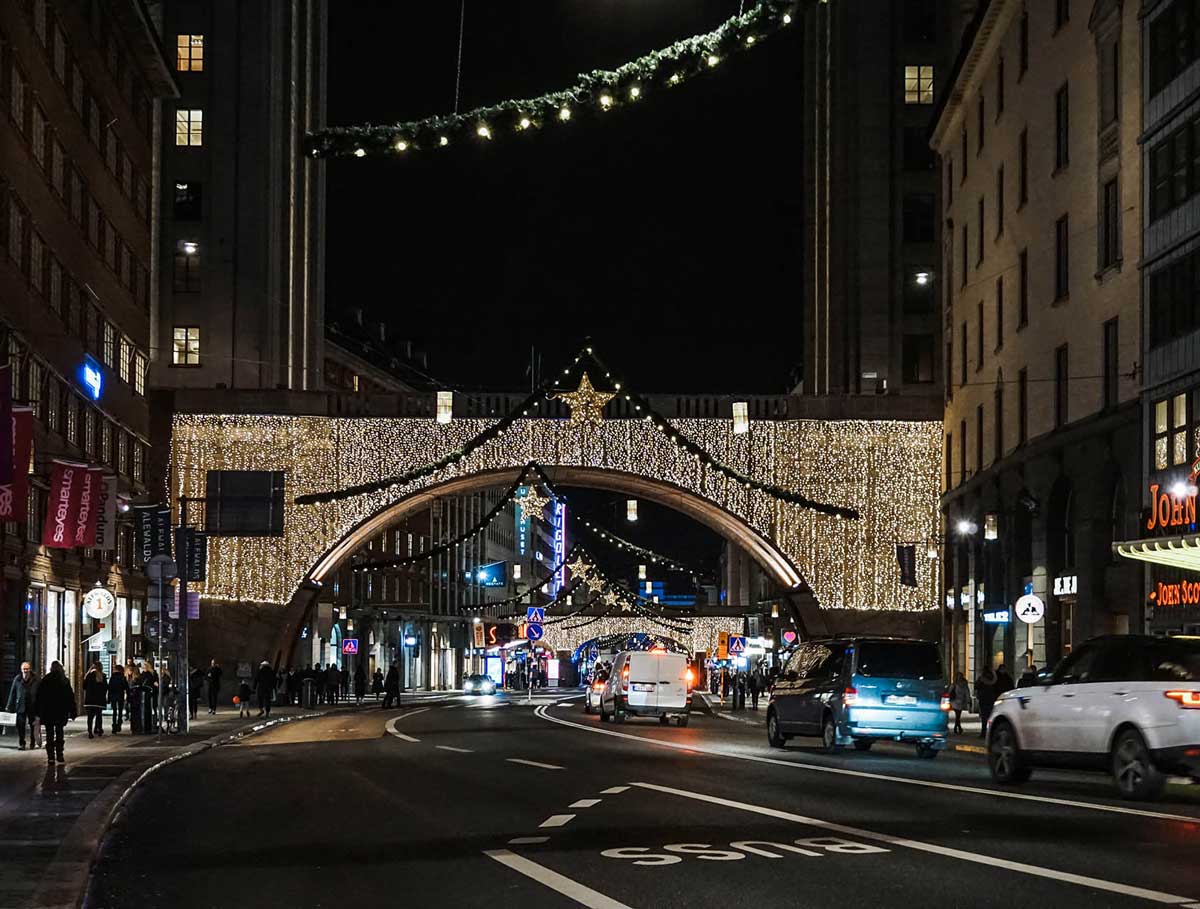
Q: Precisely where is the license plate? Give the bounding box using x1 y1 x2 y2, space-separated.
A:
631 683 655 692
885 695 917 706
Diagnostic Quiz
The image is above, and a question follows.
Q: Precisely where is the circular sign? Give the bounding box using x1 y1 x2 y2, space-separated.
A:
83 587 115 620
1014 593 1045 624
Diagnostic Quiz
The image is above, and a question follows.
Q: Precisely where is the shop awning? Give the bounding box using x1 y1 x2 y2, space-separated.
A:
1114 533 1200 571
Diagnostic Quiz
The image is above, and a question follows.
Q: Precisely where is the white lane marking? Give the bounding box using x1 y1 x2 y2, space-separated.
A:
539 814 576 828
385 714 429 742
600 786 630 795
533 706 1199 825
633 781 1196 905
436 745 473 753
570 799 601 808
507 758 565 770
441 704 462 710
391 733 420 743
485 849 632 909
508 836 551 845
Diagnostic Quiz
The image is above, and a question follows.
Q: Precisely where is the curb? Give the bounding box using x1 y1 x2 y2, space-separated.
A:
50 705 374 909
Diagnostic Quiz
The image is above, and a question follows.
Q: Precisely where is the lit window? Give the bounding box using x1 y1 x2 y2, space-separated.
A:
172 326 200 366
176 35 204 72
175 109 203 146
904 65 934 104
119 337 132 383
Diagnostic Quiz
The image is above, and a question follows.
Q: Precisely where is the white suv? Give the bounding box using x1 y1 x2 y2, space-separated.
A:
987 635 1200 800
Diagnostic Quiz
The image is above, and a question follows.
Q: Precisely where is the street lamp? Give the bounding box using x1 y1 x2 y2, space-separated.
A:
955 518 977 536
626 499 638 522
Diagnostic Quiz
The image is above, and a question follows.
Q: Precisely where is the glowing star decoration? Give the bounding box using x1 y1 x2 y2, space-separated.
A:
566 555 593 580
584 572 608 593
517 486 551 521
555 373 615 427
602 589 623 609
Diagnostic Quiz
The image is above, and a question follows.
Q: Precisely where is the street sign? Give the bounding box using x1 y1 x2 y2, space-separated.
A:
589 645 599 661
342 638 359 655
1014 593 1045 624
526 607 545 624
83 587 116 620
144 553 177 582
525 622 544 641
717 631 729 660
728 635 747 656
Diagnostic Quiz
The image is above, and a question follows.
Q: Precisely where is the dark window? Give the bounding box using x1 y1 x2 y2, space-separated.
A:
1055 344 1069 427
1019 12 1029 75
961 128 968 181
1055 215 1069 300
1148 250 1200 348
977 96 985 152
903 194 935 243
903 127 935 171
904 267 934 312
1146 112 1200 221
1018 248 1029 326
204 470 286 536
1018 129 1028 204
947 157 954 206
945 340 953 402
1055 0 1069 31
173 182 202 221
1149 1 1200 97
1100 36 1119 127
1103 317 1119 409
976 404 984 472
945 433 953 488
996 165 1004 237
904 0 937 43
996 56 1005 115
855 641 942 681
959 421 967 482
976 300 984 369
1018 368 1028 443
173 249 201 293
960 322 967 385
995 275 1004 348
994 384 1005 461
1100 178 1119 269
1055 83 1070 169
960 223 968 286
902 335 935 383
976 197 985 265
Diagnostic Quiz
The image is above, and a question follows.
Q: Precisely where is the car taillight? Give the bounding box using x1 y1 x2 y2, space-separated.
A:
685 668 694 690
940 693 951 711
842 686 858 706
622 666 629 691
592 681 604 691
1164 690 1200 709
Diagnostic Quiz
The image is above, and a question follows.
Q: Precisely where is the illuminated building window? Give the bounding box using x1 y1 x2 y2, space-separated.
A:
175 109 203 146
173 326 201 366
177 35 204 72
904 65 934 104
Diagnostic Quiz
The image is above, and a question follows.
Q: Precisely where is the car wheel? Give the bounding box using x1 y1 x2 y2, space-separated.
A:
915 744 939 760
853 739 873 752
820 713 841 754
1111 728 1166 801
988 720 1032 784
767 710 786 749
676 714 689 728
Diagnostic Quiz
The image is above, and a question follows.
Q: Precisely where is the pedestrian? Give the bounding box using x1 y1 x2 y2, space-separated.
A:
382 664 399 709
340 666 350 699
325 663 340 705
237 678 252 718
995 664 1014 696
285 667 298 705
34 661 76 765
949 671 971 735
1017 662 1039 688
189 665 204 719
748 671 761 711
354 665 367 706
83 661 107 739
142 662 160 732
372 668 384 700
108 665 130 733
206 659 222 714
975 666 997 738
5 661 36 750
254 661 277 718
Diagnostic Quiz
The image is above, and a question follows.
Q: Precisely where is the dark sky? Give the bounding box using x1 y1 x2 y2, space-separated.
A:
326 1 806 394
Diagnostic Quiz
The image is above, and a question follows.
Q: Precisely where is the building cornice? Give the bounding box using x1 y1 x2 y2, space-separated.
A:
930 0 1011 150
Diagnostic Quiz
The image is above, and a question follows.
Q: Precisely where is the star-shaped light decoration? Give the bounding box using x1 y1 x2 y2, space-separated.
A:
555 372 615 426
584 572 607 593
566 555 593 580
602 589 623 609
517 485 551 521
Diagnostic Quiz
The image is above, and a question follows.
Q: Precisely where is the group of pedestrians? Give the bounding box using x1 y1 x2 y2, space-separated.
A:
946 664 1026 736
5 660 77 764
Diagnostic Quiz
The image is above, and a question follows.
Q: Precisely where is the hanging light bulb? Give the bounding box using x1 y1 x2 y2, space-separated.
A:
706 54 720 67
638 564 647 580
559 106 572 121
746 35 756 46
518 117 532 130
771 603 779 619
395 139 408 151
347 619 355 632
353 148 365 158
477 124 492 139
436 391 453 424
599 94 613 109
339 606 348 620
732 401 750 435
626 499 638 522
782 13 792 24
669 73 681 84
629 85 641 99
439 136 449 146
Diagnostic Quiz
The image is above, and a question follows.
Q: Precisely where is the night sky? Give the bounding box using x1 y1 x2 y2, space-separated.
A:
326 1 806 394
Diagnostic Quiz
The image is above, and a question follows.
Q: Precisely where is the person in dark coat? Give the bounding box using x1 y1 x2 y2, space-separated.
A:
354 665 367 706
82 662 107 739
35 661 76 764
325 663 340 705
188 666 204 719
206 659 223 714
285 667 298 705
995 664 1015 696
340 666 350 698
382 664 400 709
108 667 130 733
748 671 762 711
5 661 36 750
975 667 998 738
372 669 384 700
254 661 277 718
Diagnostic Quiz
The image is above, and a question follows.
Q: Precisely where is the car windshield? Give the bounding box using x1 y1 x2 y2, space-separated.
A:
855 641 942 680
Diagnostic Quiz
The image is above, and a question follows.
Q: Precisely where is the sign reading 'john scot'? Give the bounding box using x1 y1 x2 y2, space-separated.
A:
1146 483 1198 532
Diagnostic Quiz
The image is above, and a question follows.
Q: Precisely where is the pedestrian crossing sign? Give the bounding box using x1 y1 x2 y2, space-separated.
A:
526 607 545 624
342 639 359 655
728 635 746 656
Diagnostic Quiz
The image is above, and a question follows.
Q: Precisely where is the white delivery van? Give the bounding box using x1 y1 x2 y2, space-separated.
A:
599 650 693 726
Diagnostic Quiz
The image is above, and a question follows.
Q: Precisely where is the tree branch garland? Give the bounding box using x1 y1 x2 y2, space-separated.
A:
306 1 801 160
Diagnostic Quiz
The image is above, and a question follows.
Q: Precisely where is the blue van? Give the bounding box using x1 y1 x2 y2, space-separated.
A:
767 637 949 758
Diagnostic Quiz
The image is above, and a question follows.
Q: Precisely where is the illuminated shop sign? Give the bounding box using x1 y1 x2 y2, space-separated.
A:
1146 473 1198 533
1150 579 1200 607
551 499 566 596
515 487 529 555
79 356 103 400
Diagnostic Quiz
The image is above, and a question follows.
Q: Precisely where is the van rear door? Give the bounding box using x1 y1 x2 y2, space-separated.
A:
626 653 657 709
851 640 945 732
655 654 689 711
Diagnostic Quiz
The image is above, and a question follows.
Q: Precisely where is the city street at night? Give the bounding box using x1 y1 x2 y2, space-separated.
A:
90 695 1200 908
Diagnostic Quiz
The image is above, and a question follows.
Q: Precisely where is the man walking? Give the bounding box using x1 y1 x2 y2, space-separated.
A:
5 662 36 750
108 665 129 733
382 664 399 709
748 670 761 711
83 662 107 739
326 663 340 705
206 659 222 714
35 661 76 765
254 661 277 718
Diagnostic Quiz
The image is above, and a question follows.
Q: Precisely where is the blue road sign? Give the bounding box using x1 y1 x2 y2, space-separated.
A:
526 622 544 641
728 635 747 656
589 645 599 661
342 638 359 655
526 607 545 623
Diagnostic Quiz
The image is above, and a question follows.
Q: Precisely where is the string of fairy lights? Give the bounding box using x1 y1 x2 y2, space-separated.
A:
306 0 800 160
574 515 712 582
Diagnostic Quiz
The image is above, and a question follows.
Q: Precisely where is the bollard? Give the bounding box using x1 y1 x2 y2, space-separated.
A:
302 677 316 709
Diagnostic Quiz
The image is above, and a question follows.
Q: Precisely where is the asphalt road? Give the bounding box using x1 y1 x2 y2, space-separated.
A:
88 691 1200 908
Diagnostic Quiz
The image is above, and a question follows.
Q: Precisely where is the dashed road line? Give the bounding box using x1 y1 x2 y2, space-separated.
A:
538 814 576 828
508 836 550 845
485 849 632 909
569 799 601 808
506 758 564 770
534 706 1200 825
435 745 473 754
633 781 1199 905
600 786 629 795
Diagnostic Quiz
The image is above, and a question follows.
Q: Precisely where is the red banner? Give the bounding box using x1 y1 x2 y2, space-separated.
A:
0 364 11 485
73 468 104 547
0 408 32 522
42 460 86 548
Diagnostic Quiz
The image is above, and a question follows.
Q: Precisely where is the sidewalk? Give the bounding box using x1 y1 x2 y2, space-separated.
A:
695 693 989 755
0 703 353 909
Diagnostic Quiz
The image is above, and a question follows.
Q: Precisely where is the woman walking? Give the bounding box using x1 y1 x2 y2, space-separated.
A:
354 665 367 706
83 661 107 739
949 671 971 735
